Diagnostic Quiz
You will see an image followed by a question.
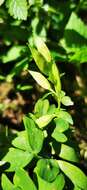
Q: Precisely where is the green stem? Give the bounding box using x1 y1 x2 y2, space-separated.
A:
58 97 61 110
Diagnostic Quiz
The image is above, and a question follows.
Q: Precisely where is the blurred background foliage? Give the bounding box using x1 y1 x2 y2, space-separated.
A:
0 0 87 168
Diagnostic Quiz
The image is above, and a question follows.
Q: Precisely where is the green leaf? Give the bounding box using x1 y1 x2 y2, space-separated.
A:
29 70 51 90
1 174 14 190
56 110 73 125
47 104 56 114
69 46 87 64
54 118 69 133
52 130 67 143
35 114 54 128
29 47 50 75
0 0 5 6
51 63 61 92
6 58 28 82
14 168 37 190
2 46 25 63
0 161 6 166
60 91 66 98
17 84 32 91
74 186 82 190
34 37 51 62
58 160 87 189
23 116 44 154
65 12 87 40
35 172 65 190
2 148 33 171
35 159 59 182
0 75 5 80
61 96 74 106
30 17 46 42
2 174 20 190
59 144 78 162
60 12 87 65
12 131 30 151
6 0 28 20
34 99 49 117
29 0 43 6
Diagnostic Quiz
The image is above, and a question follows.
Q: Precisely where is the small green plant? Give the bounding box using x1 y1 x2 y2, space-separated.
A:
1 38 87 190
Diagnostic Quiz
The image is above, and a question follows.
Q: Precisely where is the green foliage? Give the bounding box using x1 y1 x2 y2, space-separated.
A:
61 12 87 64
0 1 87 190
1 38 87 190
65 12 87 39
0 0 86 87
69 46 87 64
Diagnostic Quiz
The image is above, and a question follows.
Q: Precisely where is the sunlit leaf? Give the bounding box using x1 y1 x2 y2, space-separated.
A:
12 131 30 151
56 110 73 125
58 160 87 189
61 96 74 106
34 99 49 117
29 70 51 90
69 46 87 64
54 118 69 132
59 144 79 162
6 58 28 82
14 168 37 190
35 172 65 190
2 148 33 171
34 37 51 62
51 63 61 92
66 12 87 39
74 186 82 190
2 46 24 63
61 12 87 64
28 0 43 6
6 0 28 20
35 114 54 128
0 0 5 6
29 47 50 75
2 174 14 190
52 130 67 143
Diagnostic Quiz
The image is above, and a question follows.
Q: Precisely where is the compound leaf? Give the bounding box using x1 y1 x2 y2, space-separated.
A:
6 0 28 20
